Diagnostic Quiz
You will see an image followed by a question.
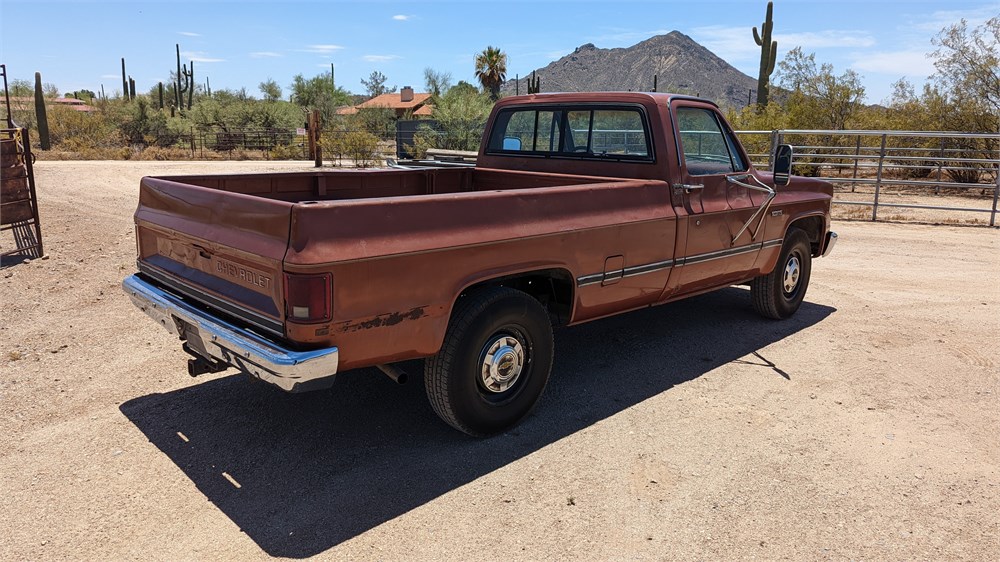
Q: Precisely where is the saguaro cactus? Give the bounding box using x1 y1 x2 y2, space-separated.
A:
752 1 778 107
175 44 195 110
121 58 130 101
34 72 50 150
527 71 541 95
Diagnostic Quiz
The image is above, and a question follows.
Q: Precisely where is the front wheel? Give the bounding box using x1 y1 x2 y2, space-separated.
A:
425 287 554 437
751 228 812 319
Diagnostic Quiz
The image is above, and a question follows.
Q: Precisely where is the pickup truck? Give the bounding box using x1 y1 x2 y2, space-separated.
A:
123 92 836 436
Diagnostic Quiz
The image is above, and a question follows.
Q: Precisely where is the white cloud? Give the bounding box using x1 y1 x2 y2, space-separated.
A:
100 74 119 79
849 49 935 78
250 51 282 58
777 30 876 50
182 51 224 63
392 14 412 21
178 31 201 37
693 26 877 64
692 26 761 63
911 5 1000 32
362 54 401 62
305 44 345 54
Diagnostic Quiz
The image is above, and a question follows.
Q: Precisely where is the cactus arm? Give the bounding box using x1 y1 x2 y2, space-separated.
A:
767 41 777 76
753 26 762 45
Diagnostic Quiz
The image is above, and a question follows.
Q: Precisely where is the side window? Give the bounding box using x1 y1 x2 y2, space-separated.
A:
486 106 652 161
503 110 537 152
489 109 561 152
676 107 747 175
592 110 649 157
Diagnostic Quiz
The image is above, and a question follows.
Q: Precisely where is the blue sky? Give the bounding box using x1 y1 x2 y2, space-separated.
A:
1 0 997 104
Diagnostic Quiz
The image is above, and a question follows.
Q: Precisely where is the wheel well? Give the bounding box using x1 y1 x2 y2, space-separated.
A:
789 216 825 256
461 269 574 326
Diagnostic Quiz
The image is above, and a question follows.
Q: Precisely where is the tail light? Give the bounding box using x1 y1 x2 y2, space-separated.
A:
284 272 332 323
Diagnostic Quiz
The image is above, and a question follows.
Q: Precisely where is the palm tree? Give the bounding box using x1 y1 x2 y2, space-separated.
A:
475 46 507 101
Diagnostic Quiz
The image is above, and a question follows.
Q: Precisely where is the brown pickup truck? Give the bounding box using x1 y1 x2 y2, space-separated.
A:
124 92 836 436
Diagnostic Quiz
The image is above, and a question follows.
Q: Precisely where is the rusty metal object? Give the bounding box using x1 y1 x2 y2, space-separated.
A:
1 64 44 261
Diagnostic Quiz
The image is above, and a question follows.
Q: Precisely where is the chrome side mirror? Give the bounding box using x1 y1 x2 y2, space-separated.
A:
773 144 793 186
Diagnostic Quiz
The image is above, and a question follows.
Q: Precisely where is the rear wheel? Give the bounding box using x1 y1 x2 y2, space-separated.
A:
425 287 554 437
751 227 812 319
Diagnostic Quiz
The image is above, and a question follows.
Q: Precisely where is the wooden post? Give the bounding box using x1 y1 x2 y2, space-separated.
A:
309 109 323 168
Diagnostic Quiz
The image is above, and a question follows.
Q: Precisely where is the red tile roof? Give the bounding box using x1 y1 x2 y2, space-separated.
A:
356 91 433 110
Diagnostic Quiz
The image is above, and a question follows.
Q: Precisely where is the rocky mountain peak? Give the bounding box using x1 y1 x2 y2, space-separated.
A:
504 31 757 108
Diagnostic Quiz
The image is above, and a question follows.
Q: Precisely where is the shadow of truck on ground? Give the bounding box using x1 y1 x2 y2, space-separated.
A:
120 288 834 557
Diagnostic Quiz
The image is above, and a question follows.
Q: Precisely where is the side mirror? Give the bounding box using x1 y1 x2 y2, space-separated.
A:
502 137 522 151
772 144 793 186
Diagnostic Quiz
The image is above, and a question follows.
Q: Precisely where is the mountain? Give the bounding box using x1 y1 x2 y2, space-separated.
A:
502 31 758 108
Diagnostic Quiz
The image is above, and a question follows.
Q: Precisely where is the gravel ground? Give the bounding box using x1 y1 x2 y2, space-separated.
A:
1 161 998 560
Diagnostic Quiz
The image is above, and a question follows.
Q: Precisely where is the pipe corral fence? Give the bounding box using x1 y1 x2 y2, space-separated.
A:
162 123 1000 228
736 129 1000 227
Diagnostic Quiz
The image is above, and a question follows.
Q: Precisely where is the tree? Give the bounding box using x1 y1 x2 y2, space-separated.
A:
290 71 353 122
66 89 97 101
474 46 507 101
9 78 33 97
412 85 493 154
259 78 282 102
360 70 396 98
423 67 453 98
776 47 865 130
931 16 1000 131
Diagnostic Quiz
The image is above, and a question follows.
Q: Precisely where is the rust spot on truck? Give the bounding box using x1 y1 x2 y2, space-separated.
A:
335 307 427 333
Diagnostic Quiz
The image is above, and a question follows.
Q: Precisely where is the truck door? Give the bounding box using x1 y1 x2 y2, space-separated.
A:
670 104 762 292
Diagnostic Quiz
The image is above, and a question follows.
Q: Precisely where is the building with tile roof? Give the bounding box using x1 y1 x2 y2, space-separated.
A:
336 86 433 117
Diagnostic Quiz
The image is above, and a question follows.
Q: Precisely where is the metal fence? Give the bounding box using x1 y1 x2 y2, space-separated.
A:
179 128 310 159
175 124 999 227
737 129 1000 227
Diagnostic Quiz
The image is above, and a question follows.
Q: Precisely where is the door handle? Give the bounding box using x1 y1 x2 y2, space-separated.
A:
673 183 704 193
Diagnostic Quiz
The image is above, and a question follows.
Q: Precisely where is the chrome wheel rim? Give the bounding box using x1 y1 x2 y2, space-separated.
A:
480 334 525 394
783 255 801 294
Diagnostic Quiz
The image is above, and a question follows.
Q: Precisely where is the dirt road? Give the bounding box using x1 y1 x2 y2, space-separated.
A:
2 161 998 560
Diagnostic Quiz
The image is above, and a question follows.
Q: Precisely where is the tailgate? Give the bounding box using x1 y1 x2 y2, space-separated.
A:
134 176 292 338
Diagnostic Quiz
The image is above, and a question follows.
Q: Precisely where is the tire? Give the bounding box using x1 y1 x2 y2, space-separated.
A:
425 287 554 437
751 227 812 319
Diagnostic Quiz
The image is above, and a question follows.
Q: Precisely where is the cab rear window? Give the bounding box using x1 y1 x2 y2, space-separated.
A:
486 106 653 161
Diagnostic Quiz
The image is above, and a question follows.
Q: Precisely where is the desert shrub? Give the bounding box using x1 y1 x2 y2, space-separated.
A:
268 143 305 160
48 105 124 150
342 130 380 167
353 107 397 141
323 130 380 167
133 146 193 160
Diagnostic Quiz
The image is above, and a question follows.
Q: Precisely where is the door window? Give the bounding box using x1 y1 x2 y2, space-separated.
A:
677 107 747 175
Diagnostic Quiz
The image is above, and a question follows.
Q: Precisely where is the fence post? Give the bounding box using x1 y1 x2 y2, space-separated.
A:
851 135 861 192
935 137 945 195
992 134 999 227
872 133 887 221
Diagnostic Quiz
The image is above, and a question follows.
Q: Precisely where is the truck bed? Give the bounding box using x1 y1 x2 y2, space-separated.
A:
146 167 618 203
134 167 673 367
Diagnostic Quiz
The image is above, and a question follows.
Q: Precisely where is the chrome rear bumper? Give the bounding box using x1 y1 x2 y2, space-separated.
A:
122 274 339 392
822 231 838 257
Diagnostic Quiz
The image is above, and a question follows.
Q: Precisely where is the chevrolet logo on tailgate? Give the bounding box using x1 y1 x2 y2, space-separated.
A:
215 257 272 290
